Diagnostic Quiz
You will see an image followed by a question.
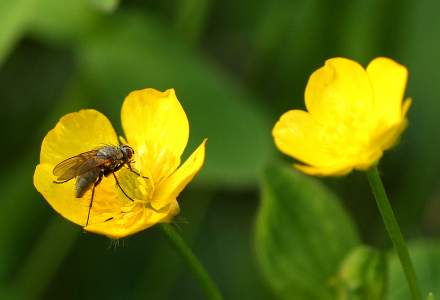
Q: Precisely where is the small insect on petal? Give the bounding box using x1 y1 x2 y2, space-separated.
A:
34 89 207 239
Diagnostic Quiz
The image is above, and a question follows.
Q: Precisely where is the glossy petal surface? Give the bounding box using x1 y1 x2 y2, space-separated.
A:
34 89 205 238
367 57 408 126
273 57 410 176
121 88 189 184
34 110 123 227
153 139 207 209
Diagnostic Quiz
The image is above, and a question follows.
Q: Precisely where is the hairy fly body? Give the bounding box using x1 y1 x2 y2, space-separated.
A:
52 145 146 227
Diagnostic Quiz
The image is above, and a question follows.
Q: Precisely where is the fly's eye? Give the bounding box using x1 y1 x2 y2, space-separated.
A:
126 147 134 159
121 145 134 159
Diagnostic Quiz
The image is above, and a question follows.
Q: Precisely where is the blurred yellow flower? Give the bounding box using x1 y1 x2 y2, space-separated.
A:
273 57 411 176
34 88 206 239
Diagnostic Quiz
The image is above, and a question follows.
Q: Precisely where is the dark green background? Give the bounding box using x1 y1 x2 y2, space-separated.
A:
0 0 439 299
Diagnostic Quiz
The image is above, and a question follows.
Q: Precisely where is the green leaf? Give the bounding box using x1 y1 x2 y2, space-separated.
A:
427 292 435 300
255 164 360 300
330 245 387 300
89 0 119 13
28 0 99 45
77 12 274 187
0 0 40 65
388 240 440 299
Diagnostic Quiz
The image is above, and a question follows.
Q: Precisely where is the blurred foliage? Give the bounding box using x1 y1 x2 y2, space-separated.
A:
388 241 440 299
331 246 387 300
1 0 440 299
255 165 359 299
76 13 274 187
89 0 120 13
0 0 39 65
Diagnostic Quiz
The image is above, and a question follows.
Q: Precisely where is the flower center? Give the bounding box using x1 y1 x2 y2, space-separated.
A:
318 107 379 162
87 142 179 227
133 142 180 186
116 166 154 203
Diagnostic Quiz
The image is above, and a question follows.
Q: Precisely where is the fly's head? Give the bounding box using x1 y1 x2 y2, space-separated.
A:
120 145 134 162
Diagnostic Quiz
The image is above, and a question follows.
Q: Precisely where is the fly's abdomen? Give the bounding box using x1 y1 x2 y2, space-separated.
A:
75 169 100 198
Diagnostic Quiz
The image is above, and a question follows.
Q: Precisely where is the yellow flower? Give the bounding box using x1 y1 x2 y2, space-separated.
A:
273 57 411 176
34 88 206 239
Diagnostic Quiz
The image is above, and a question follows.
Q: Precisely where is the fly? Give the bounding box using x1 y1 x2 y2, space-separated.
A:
52 145 147 227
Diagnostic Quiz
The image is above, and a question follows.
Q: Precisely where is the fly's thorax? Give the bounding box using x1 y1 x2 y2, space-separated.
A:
97 145 127 171
97 145 124 160
75 169 100 198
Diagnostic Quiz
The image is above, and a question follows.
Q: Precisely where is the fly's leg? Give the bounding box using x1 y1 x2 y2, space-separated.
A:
127 162 149 179
85 173 103 228
113 172 134 201
53 178 73 184
114 172 167 214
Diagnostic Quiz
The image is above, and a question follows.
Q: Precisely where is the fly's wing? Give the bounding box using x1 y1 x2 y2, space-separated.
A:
53 150 107 181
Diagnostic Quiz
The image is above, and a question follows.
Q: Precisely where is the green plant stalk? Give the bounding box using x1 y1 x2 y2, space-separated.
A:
366 166 421 300
159 223 223 300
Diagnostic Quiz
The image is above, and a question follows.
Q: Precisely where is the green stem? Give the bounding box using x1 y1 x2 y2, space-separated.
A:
159 223 223 300
366 166 421 300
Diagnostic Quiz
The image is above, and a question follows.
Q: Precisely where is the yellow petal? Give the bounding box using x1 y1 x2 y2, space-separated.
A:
34 109 145 235
34 104 188 238
35 109 120 226
305 57 374 128
35 162 170 238
294 163 353 176
152 139 207 209
273 57 411 177
402 98 412 117
85 201 180 239
40 109 119 165
272 110 337 166
34 164 127 227
121 88 189 183
373 99 411 150
367 57 408 126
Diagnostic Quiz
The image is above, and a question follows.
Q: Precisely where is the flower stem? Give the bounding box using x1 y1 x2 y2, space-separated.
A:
366 166 421 300
159 223 223 300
